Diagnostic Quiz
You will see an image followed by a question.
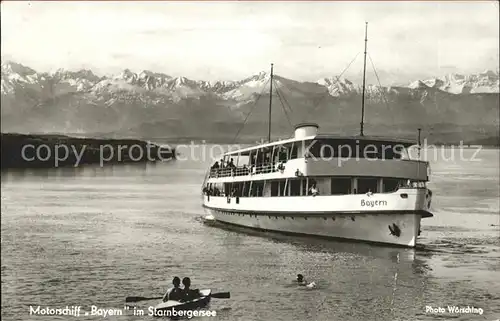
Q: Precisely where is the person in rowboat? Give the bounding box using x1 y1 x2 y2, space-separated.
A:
180 277 201 302
162 276 183 302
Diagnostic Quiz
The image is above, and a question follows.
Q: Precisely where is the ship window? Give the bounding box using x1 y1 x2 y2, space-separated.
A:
237 155 250 166
243 182 250 197
304 140 320 158
306 139 409 159
331 178 352 195
271 181 279 197
290 179 301 196
383 178 400 192
320 143 333 158
258 182 264 196
224 183 231 196
301 179 308 196
251 181 264 197
357 178 378 194
277 148 288 162
290 145 298 159
211 183 223 196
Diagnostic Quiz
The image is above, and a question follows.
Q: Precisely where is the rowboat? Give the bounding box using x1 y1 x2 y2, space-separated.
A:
152 289 212 318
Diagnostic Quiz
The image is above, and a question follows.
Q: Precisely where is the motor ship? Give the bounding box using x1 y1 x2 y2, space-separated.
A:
201 23 433 247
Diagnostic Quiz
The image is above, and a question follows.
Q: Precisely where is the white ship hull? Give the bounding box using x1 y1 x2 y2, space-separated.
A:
202 188 432 247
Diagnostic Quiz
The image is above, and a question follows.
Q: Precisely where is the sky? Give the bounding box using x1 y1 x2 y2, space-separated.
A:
1 1 499 84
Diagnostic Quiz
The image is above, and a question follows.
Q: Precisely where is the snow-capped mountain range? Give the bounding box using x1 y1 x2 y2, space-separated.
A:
2 61 498 98
1 61 499 144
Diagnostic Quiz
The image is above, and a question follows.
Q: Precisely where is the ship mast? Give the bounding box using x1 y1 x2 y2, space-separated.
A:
417 128 422 159
360 22 368 136
268 63 274 142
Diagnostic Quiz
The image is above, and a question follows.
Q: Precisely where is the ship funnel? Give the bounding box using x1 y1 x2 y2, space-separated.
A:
294 123 319 139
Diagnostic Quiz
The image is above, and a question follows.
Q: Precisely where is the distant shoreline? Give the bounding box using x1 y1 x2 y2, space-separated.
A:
18 130 499 147
1 132 497 170
1 133 176 169
148 138 500 148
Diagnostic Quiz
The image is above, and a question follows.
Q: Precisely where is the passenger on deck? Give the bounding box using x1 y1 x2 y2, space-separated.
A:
162 276 183 302
309 183 319 196
228 158 235 168
220 159 225 169
180 277 201 302
211 161 219 169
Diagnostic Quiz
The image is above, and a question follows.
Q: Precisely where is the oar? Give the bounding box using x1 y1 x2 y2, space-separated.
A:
125 296 163 303
210 292 230 299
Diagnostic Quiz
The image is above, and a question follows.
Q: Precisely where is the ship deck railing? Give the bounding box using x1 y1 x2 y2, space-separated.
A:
209 162 285 178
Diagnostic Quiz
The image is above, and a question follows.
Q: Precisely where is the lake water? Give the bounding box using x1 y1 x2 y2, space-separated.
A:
1 147 499 321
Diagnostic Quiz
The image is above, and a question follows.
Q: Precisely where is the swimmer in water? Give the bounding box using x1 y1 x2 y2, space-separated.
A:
297 274 307 286
297 274 316 288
